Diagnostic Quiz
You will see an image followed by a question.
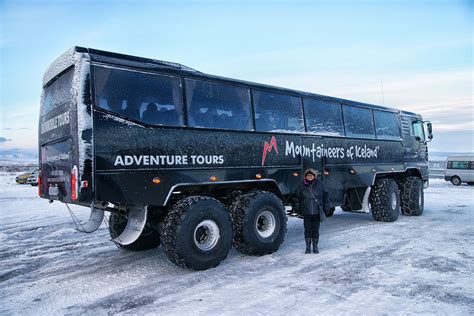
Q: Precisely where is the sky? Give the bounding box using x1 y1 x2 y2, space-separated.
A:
0 0 472 154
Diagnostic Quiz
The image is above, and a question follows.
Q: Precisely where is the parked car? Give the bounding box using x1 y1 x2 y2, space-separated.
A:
26 170 39 186
15 168 38 184
445 156 474 186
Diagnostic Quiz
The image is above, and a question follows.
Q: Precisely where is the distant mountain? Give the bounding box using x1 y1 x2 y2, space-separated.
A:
0 148 38 165
430 151 474 161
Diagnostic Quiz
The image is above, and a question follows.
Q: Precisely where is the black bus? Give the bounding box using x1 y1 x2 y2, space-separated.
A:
39 47 433 270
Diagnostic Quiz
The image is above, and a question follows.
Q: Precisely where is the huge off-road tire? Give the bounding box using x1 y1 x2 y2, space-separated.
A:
108 211 161 251
400 177 424 216
162 196 233 270
230 191 287 255
370 178 400 222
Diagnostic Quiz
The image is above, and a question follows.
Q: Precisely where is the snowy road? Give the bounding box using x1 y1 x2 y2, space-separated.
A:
1 172 473 314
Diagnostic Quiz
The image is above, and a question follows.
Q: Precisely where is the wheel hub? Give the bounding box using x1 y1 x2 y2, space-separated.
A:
391 192 397 210
255 210 276 238
194 219 220 251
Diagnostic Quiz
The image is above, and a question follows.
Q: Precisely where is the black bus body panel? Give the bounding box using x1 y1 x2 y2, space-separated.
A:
39 51 94 205
38 47 430 209
93 109 407 207
39 102 77 202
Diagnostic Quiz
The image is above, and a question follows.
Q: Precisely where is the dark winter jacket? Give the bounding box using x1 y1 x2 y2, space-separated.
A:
295 178 329 216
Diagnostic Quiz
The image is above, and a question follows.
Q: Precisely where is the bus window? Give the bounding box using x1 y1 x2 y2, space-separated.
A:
374 110 401 140
42 68 74 114
253 90 304 133
185 79 252 131
343 105 375 139
93 66 183 126
303 98 344 136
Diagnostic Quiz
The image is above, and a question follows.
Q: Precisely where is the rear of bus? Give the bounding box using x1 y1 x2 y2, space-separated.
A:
38 48 93 206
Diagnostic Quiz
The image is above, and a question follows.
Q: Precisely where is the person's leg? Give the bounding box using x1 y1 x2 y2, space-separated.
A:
303 216 312 254
312 216 320 253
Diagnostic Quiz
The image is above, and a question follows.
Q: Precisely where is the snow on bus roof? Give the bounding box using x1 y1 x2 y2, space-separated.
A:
42 47 76 87
45 46 412 115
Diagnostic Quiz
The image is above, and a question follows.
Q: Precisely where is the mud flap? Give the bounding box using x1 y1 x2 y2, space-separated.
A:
351 187 371 213
76 207 104 233
111 206 148 246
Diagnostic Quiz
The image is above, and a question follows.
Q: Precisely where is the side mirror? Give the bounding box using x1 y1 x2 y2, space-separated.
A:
415 136 421 141
425 121 433 142
427 122 433 134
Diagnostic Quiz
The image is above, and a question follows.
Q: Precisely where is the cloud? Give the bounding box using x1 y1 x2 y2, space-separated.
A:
10 109 39 118
2 127 31 131
0 137 12 142
429 130 474 152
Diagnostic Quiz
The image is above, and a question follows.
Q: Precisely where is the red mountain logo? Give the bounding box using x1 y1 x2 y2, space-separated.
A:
261 136 278 166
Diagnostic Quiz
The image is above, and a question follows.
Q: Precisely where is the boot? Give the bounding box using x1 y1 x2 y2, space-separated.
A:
312 238 319 254
305 238 311 254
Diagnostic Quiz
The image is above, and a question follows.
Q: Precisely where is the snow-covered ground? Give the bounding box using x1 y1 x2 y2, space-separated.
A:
1 172 473 315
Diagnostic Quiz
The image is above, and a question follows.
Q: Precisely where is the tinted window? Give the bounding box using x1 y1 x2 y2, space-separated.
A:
42 68 74 114
448 161 469 169
303 98 344 136
254 90 304 132
93 66 183 126
185 79 252 130
374 110 401 140
343 105 375 138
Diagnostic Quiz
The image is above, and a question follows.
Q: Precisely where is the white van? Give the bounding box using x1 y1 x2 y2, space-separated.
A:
445 156 474 186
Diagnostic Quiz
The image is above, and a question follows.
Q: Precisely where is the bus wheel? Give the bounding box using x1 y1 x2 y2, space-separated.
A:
451 176 462 186
162 196 233 270
230 191 287 255
400 177 424 216
109 211 161 251
370 178 400 222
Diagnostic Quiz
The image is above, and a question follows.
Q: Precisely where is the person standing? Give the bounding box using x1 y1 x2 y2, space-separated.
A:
296 168 329 254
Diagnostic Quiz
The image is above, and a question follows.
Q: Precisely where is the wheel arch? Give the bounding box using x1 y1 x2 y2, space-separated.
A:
163 179 282 206
372 168 423 185
404 168 423 179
